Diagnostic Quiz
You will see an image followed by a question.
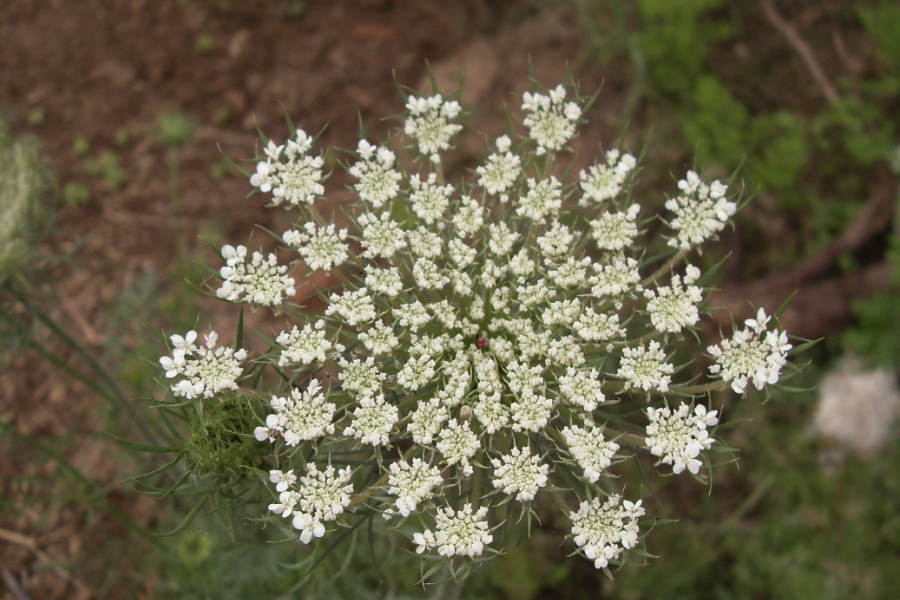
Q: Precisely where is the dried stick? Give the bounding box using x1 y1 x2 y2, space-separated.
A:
760 0 840 105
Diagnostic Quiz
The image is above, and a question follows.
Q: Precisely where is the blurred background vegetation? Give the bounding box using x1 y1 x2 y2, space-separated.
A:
2 0 900 598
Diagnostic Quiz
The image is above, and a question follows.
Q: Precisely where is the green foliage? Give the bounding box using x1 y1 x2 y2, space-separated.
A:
189 396 268 481
196 32 217 55
158 111 194 149
83 150 128 191
63 181 91 206
858 1 900 69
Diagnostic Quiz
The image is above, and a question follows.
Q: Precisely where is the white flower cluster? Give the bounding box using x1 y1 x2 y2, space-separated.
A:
665 171 736 251
580 149 637 205
349 140 402 208
158 78 799 578
708 308 792 394
255 379 336 446
268 463 353 544
644 265 703 334
387 458 443 517
413 503 493 557
404 94 463 163
562 422 620 483
249 129 325 206
645 404 718 475
522 85 582 155
159 331 246 400
570 495 644 569
216 244 296 308
283 222 349 273
490 446 550 502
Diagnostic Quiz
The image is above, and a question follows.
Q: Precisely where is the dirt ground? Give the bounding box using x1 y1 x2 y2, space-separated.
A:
0 0 889 598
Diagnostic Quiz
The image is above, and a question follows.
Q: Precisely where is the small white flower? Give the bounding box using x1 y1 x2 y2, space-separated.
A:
358 212 407 259
708 308 792 393
617 341 674 393
388 458 443 517
343 394 399 446
644 270 704 334
436 419 480 476
579 149 636 205
349 140 402 208
283 223 349 273
522 85 581 155
477 136 521 200
325 288 376 327
665 171 736 251
216 245 296 308
562 421 620 482
409 173 453 225
276 320 335 366
269 469 297 492
249 129 325 206
570 494 642 569
490 446 550 502
405 94 463 163
338 356 386 398
414 504 492 557
558 368 605 412
254 379 336 446
591 204 640 251
645 403 717 475
517 177 562 221
160 330 247 400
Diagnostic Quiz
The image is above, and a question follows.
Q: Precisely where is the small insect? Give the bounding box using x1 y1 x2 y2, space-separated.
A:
267 428 283 441
460 405 471 420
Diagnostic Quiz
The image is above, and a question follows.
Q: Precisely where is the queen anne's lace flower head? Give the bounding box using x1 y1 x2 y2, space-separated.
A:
405 94 463 163
708 308 792 393
570 495 644 569
216 245 296 308
414 504 493 557
665 171 736 251
250 129 325 206
522 85 582 155
159 330 247 400
158 76 800 581
645 403 719 474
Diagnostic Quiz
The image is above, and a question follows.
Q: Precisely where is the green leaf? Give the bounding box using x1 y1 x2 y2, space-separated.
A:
158 496 209 537
235 305 244 351
105 433 183 453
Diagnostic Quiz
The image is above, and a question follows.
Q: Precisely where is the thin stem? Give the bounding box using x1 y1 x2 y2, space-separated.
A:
641 249 687 286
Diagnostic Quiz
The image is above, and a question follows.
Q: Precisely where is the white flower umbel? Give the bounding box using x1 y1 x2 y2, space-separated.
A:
558 368 605 412
338 356 386 398
255 379 336 446
665 171 736 251
276 320 340 366
436 419 480 476
358 212 407 259
285 463 354 544
349 140 402 208
617 341 674 393
283 223 349 273
325 288 376 327
522 85 581 155
591 204 640 251
708 308 792 394
517 177 562 221
409 173 453 225
405 94 463 164
388 458 443 517
644 266 703 334
343 394 399 446
159 331 247 400
645 403 718 475
414 504 493 557
490 446 550 502
216 245 296 308
159 77 800 578
562 422 620 483
579 149 637 205
477 135 521 202
570 495 644 569
249 129 325 206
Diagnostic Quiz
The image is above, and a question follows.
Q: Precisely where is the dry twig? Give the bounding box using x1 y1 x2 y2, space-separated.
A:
760 0 840 105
